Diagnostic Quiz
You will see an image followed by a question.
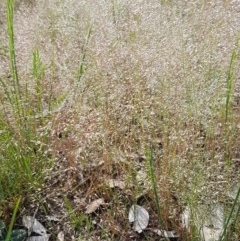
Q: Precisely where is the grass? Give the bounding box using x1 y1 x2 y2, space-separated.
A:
5 196 21 241
0 0 240 240
0 0 51 202
146 147 165 232
220 186 240 241
224 45 238 165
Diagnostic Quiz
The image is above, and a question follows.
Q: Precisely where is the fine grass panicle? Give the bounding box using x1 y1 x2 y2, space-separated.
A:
0 0 239 240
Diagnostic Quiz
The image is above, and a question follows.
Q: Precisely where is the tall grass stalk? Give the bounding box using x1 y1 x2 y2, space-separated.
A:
225 49 237 124
6 0 23 120
219 185 240 241
224 46 238 164
146 148 164 229
5 0 32 145
70 23 93 99
77 23 93 83
73 23 93 99
0 0 49 200
5 196 22 241
5 0 32 171
32 48 45 115
0 0 32 197
47 12 57 113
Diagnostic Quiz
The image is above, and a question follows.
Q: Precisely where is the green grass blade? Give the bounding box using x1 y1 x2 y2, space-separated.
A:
77 23 93 83
219 185 240 241
6 0 23 118
5 196 22 241
146 148 163 226
225 49 237 124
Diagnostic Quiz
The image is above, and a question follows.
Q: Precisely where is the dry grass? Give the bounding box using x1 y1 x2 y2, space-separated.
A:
0 0 240 240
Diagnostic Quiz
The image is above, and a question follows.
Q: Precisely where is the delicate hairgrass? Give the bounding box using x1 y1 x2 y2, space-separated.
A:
0 0 240 239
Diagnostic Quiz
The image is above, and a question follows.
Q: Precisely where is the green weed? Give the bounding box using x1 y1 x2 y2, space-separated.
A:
0 0 50 201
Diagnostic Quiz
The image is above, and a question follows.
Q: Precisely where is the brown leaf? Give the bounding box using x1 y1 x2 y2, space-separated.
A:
108 179 125 189
85 198 105 214
57 231 64 241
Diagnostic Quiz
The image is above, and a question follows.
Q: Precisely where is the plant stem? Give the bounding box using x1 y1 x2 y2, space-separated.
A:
5 196 22 241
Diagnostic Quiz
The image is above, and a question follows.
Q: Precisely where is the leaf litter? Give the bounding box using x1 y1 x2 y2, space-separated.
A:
22 216 50 241
85 198 105 214
128 205 149 233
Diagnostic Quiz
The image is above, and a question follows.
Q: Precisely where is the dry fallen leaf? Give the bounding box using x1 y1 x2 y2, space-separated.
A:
57 231 64 241
163 230 179 238
27 234 50 241
128 205 149 233
85 198 105 214
46 216 60 222
22 216 47 236
148 228 179 238
149 228 162 236
108 179 125 189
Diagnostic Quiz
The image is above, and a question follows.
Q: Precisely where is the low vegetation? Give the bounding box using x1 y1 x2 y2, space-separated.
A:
0 0 239 240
